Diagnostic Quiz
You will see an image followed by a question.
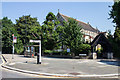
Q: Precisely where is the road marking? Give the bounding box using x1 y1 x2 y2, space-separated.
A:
2 67 63 78
77 60 89 63
8 63 15 65
97 62 106 65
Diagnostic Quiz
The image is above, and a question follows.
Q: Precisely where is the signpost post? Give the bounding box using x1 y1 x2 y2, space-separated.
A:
30 40 41 64
12 34 17 59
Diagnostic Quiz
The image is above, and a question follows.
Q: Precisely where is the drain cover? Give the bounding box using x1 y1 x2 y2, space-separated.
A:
69 73 81 75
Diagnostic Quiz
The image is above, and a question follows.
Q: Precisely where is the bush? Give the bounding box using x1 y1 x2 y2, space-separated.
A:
52 50 61 55
76 44 91 56
61 50 70 55
112 42 120 58
44 50 53 55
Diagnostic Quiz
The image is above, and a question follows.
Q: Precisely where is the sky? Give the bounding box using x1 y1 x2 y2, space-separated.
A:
2 2 115 34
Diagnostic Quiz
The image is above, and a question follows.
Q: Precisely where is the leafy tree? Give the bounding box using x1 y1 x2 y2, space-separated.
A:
107 30 120 58
0 21 2 52
41 12 62 52
14 15 41 54
1 17 24 54
62 18 83 56
109 1 120 45
109 1 120 58
15 15 41 45
46 12 56 22
1 17 14 54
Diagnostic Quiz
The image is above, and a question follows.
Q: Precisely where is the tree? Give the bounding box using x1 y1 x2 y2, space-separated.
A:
1 17 14 54
1 17 24 54
62 18 83 56
15 15 41 45
46 12 56 22
41 12 62 52
15 15 41 54
109 1 120 58
109 1 120 45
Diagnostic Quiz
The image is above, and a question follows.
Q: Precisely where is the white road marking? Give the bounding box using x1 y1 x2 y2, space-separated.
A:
2 67 59 78
8 63 15 65
77 60 89 63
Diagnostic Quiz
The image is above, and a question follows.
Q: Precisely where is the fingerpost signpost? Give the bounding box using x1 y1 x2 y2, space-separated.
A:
12 34 17 59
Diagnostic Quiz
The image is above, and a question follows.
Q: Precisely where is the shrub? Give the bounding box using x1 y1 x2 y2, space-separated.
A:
77 44 91 56
52 50 61 55
44 50 53 55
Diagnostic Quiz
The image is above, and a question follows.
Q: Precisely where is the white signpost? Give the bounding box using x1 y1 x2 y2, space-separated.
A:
12 34 17 59
13 36 17 43
30 40 41 64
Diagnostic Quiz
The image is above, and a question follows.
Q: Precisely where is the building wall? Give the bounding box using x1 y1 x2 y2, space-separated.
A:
56 13 99 43
82 29 98 43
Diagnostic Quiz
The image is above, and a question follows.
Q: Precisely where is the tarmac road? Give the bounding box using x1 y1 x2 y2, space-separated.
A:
0 57 40 79
0 55 119 80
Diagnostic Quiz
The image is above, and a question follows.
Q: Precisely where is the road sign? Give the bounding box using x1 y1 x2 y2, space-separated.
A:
30 40 40 43
13 36 17 43
67 48 70 52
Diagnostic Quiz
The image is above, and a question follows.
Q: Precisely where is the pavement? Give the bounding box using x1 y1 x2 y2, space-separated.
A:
1 54 120 78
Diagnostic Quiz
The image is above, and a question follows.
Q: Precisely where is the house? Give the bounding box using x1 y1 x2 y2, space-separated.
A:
56 12 100 43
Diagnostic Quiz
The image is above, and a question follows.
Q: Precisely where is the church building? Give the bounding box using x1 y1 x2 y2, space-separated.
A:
56 12 100 43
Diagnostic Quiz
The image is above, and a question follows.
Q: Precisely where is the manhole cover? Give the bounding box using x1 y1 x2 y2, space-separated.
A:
69 73 81 75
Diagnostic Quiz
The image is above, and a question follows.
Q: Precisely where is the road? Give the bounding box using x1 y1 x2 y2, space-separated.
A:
0 56 41 79
0 56 119 80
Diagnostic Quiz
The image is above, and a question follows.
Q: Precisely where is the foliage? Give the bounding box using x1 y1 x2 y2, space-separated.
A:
14 34 24 54
14 15 41 54
15 15 41 45
1 17 14 54
1 13 91 56
41 12 63 52
44 50 53 55
109 2 120 28
107 30 120 58
109 1 120 58
78 44 91 55
1 17 24 54
2 17 14 48
2 15 41 54
109 1 120 46
62 18 83 56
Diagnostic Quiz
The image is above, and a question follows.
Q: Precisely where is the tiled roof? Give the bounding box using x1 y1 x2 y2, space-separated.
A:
58 13 99 33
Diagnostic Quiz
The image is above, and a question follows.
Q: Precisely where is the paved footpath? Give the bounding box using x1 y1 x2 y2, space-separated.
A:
1 54 120 78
